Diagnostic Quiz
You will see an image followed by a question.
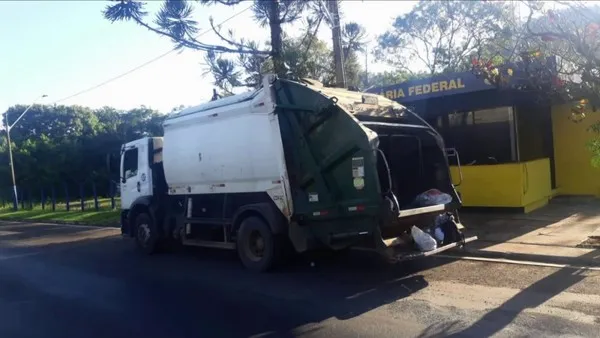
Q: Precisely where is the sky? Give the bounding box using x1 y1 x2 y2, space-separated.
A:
0 0 418 114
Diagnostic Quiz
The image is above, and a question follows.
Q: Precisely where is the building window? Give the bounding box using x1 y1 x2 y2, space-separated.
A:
436 106 517 165
448 111 474 127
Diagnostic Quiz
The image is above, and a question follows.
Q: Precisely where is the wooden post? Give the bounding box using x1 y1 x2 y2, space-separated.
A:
327 0 346 88
110 180 115 210
65 184 70 211
51 186 56 211
41 188 45 210
20 187 24 210
93 182 99 211
80 183 85 211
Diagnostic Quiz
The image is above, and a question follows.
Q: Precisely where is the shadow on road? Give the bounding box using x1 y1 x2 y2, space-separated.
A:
449 249 599 337
409 247 600 338
7 220 597 337
0 222 462 338
461 196 600 248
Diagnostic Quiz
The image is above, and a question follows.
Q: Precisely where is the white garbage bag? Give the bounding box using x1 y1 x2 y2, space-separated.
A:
411 225 437 252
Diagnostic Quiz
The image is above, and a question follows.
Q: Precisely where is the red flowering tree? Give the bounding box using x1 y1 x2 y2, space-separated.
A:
472 1 600 111
471 1 600 165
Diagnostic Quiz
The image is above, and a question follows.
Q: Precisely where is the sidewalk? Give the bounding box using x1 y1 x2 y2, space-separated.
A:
456 196 600 266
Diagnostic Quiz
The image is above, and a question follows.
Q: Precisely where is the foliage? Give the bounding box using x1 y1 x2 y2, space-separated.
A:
361 70 429 90
467 1 600 166
375 0 515 75
102 0 310 79
103 0 263 54
102 1 366 94
0 104 165 193
205 21 367 94
473 1 600 107
374 1 600 168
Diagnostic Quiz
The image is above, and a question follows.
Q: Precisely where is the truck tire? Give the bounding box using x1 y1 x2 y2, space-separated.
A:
237 216 280 272
135 213 159 255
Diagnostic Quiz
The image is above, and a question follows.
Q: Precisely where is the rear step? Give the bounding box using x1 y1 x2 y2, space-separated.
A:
385 236 478 263
398 204 445 218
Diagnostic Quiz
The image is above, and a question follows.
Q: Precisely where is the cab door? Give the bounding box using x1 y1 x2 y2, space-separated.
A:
120 138 153 210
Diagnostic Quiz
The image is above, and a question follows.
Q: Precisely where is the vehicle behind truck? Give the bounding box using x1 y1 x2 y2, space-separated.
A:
119 74 476 272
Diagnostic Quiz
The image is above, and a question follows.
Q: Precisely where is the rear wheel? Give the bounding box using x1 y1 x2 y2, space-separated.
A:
135 213 159 255
237 216 280 272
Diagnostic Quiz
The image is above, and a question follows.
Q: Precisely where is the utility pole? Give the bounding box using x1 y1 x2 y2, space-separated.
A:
4 94 47 210
5 117 17 210
364 45 369 88
326 0 346 88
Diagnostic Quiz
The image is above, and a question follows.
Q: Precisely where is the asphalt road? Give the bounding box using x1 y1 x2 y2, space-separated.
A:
0 221 599 338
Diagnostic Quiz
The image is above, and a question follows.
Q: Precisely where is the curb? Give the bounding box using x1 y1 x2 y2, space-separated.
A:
0 219 119 229
446 246 600 267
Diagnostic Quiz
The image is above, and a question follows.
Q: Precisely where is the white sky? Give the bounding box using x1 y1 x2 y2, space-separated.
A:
0 0 417 114
4 0 592 114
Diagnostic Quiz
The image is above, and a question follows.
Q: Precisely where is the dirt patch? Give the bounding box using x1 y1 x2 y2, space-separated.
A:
577 236 600 249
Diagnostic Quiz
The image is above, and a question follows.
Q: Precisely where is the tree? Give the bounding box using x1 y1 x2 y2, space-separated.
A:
473 2 600 107
201 2 327 94
375 0 515 76
469 1 600 166
361 71 428 90
341 22 367 88
203 20 368 93
102 0 308 78
282 34 335 85
0 104 164 195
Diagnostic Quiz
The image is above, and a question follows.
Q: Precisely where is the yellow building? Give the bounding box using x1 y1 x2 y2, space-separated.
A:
369 72 599 213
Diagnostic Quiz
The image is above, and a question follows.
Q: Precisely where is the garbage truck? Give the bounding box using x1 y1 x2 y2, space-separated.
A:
119 74 477 271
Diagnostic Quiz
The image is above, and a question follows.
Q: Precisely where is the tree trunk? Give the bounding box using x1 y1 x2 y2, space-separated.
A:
269 0 285 78
328 0 346 88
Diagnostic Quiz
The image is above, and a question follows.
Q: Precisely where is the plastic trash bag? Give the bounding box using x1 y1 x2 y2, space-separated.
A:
411 225 437 252
414 189 453 207
433 227 445 243
432 213 449 243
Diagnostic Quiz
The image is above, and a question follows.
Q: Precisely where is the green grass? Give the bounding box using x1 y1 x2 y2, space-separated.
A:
0 197 120 226
4 197 122 211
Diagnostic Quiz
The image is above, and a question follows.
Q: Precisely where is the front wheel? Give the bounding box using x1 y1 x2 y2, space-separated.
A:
135 213 159 255
237 216 281 272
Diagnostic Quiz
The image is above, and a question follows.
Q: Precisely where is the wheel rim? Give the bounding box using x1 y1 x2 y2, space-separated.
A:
244 230 265 262
138 223 151 247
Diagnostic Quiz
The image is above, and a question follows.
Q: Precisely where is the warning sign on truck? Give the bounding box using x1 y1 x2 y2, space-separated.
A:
352 157 365 178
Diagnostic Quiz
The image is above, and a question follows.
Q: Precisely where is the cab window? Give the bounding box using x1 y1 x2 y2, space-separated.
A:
123 148 139 180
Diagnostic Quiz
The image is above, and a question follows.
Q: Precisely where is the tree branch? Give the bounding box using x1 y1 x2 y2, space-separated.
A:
301 15 323 64
208 17 270 54
130 15 268 54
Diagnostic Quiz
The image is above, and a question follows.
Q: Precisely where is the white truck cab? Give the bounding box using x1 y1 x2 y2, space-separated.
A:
120 137 164 211
120 138 153 209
